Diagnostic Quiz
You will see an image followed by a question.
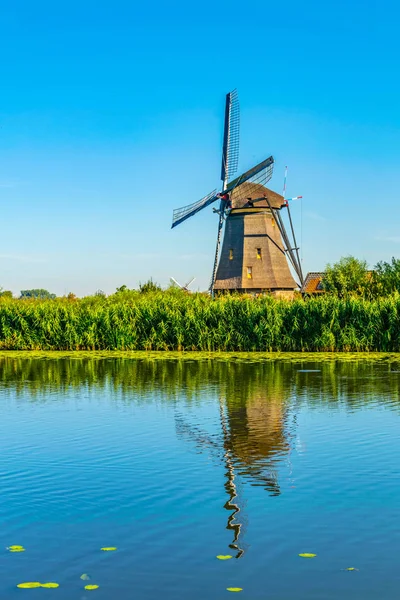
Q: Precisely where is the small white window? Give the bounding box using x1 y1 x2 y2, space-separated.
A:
247 267 252 279
229 249 234 260
256 248 262 259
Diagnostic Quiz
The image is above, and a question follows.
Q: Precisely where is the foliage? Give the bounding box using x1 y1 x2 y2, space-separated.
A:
0 288 12 298
19 289 56 300
139 278 162 293
322 256 370 298
0 292 399 351
321 255 400 299
116 285 128 293
372 257 400 296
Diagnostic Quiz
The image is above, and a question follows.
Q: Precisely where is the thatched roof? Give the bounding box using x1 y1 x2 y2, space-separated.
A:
231 183 285 210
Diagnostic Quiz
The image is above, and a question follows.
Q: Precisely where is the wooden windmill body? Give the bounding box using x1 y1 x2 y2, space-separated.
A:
214 184 298 293
171 90 303 293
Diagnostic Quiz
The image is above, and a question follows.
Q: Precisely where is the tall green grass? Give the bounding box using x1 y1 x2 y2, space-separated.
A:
0 289 399 351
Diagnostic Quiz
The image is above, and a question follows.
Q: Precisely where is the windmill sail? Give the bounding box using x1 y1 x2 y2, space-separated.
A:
184 277 196 289
171 189 218 229
225 156 274 199
221 89 240 186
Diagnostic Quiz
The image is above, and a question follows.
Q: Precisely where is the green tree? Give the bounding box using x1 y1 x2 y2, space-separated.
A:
139 278 161 293
372 257 400 296
0 288 12 298
322 256 369 298
19 289 56 300
116 285 128 293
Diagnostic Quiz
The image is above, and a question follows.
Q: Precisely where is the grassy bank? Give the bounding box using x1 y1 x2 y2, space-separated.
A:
0 290 399 351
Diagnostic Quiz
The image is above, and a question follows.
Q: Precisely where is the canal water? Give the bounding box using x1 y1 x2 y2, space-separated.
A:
1 355 400 599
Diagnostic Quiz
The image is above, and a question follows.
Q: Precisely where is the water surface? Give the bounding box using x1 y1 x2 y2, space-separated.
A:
1 355 400 599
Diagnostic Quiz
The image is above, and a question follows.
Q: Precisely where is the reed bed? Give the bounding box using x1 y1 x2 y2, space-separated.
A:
0 290 399 351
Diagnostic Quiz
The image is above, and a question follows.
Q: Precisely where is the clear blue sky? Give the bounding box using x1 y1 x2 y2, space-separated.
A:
1 0 399 295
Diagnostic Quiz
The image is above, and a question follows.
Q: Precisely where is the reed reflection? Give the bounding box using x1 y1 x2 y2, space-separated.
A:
2 355 400 407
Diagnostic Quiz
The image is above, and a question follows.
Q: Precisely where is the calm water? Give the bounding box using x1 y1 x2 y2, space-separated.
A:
1 355 400 599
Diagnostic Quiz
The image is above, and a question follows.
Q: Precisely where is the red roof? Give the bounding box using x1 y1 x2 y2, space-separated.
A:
300 272 325 294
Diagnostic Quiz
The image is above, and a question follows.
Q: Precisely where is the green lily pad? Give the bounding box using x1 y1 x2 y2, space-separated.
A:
227 588 243 592
217 555 233 560
299 553 317 558
8 545 25 552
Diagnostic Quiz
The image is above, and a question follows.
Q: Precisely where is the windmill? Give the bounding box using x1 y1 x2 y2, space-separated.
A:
171 90 304 295
169 277 196 292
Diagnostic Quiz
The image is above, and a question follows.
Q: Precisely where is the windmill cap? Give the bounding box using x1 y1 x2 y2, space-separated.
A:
231 183 284 209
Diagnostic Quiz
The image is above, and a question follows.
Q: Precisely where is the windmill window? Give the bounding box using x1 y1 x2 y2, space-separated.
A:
271 218 275 226
256 248 262 259
247 267 252 279
229 249 234 260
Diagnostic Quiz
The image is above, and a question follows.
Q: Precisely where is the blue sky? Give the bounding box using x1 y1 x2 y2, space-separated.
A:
1 0 399 295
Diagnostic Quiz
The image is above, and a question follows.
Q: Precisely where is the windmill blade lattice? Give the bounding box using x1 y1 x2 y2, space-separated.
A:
171 189 218 229
227 156 274 205
221 89 240 185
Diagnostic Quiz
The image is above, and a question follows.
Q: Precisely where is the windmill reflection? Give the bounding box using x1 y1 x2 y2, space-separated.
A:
219 397 244 557
175 371 292 558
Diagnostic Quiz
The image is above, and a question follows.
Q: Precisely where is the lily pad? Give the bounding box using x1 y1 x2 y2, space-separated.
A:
17 582 41 589
217 555 233 560
40 583 59 588
101 547 117 551
8 545 25 552
227 587 243 592
299 553 317 558
84 584 99 590
80 574 90 580
345 567 358 571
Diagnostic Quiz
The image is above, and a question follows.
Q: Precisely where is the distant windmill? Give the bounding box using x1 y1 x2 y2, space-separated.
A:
170 277 196 292
171 90 303 295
